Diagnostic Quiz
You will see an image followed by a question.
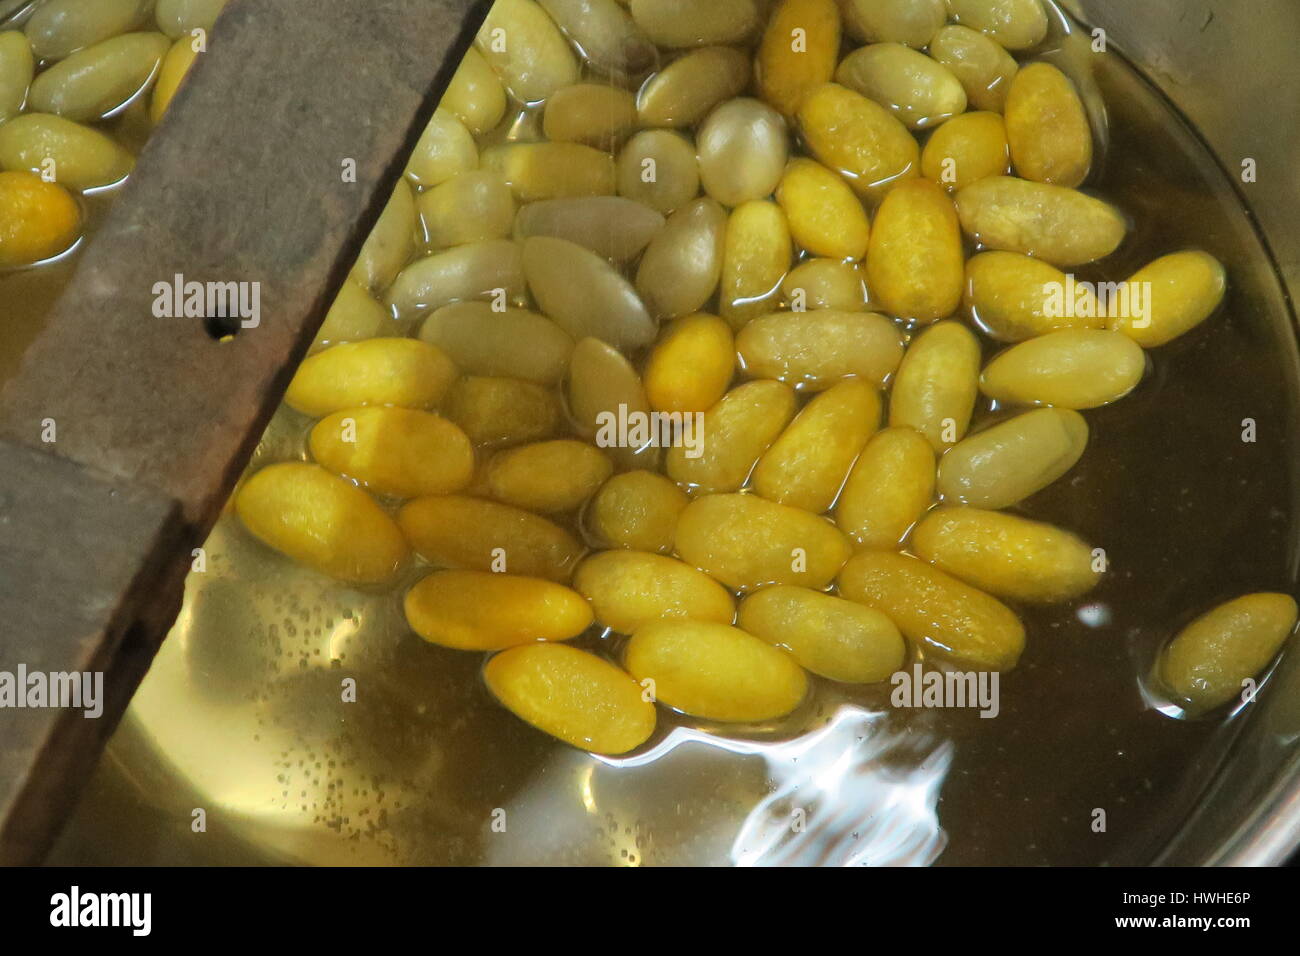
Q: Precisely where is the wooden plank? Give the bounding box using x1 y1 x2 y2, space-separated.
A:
0 0 488 862
0 440 185 865
0 0 487 526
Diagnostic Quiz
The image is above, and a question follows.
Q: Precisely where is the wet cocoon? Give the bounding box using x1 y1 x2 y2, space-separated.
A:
937 407 1088 509
589 470 689 553
720 199 792 325
150 34 199 123
782 259 870 311
312 282 388 354
838 0 946 48
776 157 870 261
912 506 1101 603
752 378 881 513
0 170 80 266
956 176 1126 267
737 310 904 389
835 426 936 548
235 463 408 585
419 301 572 385
866 178 965 322
25 0 151 61
28 31 169 121
485 440 612 513
636 46 749 127
666 380 795 493
674 493 852 591
284 338 457 417
575 549 735 634
644 312 735 414
616 128 700 213
945 0 1049 51
797 82 919 201
404 570 592 650
756 0 841 118
636 198 728 319
444 375 562 447
0 31 34 124
1110 250 1227 348
838 550 1025 671
567 337 658 470
405 110 478 188
888 320 981 449
386 239 525 319
739 585 905 683
485 643 656 755
542 83 637 149
566 336 649 429
965 250 1105 340
483 141 615 202
475 0 578 103
398 495 583 582
442 46 506 134
1159 593 1298 713
929 24 1018 112
696 99 789 206
351 180 417 293
513 195 665 264
835 42 967 129
537 0 657 78
628 0 762 49
980 329 1146 408
921 110 1009 190
524 235 656 348
625 620 807 722
1004 62 1092 188
309 407 474 499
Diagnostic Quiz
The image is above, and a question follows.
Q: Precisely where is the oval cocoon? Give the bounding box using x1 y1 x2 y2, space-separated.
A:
912 506 1101 603
235 463 408 585
1159 593 1298 713
486 643 656 754
739 585 904 683
404 570 592 650
575 549 735 633
674 492 851 590
310 407 473 499
398 495 583 582
838 550 1025 671
625 620 807 722
284 338 457 417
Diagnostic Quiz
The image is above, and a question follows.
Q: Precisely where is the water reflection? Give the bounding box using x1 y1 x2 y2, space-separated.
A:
484 705 951 867
726 708 950 867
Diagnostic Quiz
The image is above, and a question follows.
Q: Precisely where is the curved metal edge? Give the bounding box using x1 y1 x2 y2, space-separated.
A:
1061 0 1300 868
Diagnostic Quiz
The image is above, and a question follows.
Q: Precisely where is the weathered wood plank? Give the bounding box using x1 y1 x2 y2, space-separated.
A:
0 0 488 862
0 439 184 865
0 0 487 527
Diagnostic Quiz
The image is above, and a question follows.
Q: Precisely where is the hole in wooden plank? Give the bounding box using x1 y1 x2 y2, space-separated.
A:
203 314 241 341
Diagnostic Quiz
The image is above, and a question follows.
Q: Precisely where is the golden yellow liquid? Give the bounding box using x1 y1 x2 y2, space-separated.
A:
45 8 1300 865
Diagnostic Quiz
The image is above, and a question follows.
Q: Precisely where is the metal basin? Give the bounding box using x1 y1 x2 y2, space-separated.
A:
44 0 1300 866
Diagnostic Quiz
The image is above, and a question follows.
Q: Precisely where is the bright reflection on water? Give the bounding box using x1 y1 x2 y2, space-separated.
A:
483 706 951 867
725 709 950 866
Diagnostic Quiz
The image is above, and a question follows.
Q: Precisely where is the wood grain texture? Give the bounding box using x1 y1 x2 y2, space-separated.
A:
0 439 184 865
0 0 486 527
0 0 488 863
